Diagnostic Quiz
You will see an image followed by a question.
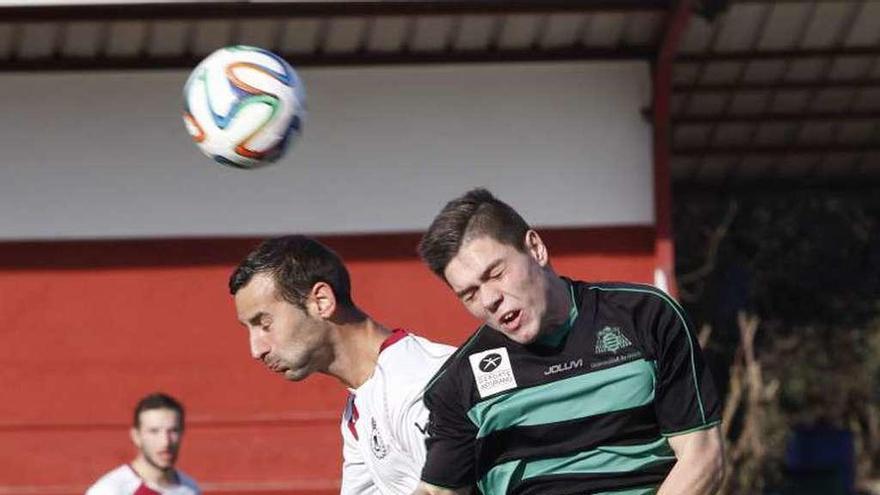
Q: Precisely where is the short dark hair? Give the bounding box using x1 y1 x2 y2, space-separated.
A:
418 188 530 278
228 235 356 311
133 392 184 429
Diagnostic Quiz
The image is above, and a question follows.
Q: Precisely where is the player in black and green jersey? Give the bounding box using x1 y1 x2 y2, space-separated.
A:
412 189 724 495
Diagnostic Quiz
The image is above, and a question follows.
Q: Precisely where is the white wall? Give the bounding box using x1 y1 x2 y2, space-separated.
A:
0 61 653 240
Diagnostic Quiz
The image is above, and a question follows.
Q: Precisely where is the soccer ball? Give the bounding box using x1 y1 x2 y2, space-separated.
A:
183 45 305 168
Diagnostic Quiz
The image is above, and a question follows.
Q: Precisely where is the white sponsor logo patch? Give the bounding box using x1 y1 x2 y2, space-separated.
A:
469 348 517 398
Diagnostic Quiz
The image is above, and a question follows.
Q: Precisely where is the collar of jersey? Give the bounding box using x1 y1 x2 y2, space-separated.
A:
534 279 578 347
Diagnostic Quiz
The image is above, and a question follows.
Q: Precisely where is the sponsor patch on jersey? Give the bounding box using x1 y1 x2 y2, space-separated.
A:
545 358 584 375
469 347 517 398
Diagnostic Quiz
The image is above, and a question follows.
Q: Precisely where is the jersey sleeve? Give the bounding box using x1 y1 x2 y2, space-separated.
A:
643 290 721 435
83 483 111 495
176 470 201 494
420 370 479 489
83 472 121 495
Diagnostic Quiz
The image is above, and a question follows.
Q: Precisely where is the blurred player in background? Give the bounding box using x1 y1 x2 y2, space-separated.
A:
229 235 455 494
85 392 199 495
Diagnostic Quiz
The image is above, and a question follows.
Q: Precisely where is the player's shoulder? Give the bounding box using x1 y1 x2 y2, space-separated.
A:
423 325 497 397
85 465 138 495
579 280 681 311
373 332 454 395
174 469 201 494
399 333 456 359
379 332 455 374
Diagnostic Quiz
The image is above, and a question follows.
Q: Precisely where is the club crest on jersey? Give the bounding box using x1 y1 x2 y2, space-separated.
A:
469 348 517 398
595 326 632 354
370 417 388 459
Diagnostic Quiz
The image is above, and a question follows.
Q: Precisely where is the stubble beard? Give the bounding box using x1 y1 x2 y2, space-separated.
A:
142 448 177 473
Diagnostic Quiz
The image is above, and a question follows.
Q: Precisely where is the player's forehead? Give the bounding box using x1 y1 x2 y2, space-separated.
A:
444 236 513 286
137 408 181 429
234 272 280 317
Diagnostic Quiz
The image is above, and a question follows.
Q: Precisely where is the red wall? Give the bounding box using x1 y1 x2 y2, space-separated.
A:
0 227 654 494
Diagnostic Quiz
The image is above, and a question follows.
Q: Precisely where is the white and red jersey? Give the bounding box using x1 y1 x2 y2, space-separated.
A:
85 464 200 495
340 329 455 495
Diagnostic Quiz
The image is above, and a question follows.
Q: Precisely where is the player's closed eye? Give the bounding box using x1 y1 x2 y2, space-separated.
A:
260 317 273 331
462 290 476 303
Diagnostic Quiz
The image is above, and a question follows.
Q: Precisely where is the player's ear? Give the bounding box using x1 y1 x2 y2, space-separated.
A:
524 230 549 267
129 427 141 448
308 281 337 319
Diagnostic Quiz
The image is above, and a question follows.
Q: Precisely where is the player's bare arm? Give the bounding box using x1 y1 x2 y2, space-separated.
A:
657 425 725 495
411 482 472 495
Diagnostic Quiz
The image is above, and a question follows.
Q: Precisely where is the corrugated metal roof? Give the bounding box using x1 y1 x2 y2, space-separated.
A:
1 0 877 190
0 1 664 69
672 0 880 190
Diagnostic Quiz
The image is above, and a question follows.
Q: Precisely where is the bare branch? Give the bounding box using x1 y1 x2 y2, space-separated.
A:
698 323 713 348
679 200 739 286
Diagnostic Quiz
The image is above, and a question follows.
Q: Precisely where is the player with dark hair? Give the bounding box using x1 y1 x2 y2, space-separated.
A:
412 188 724 495
229 235 454 494
86 392 199 495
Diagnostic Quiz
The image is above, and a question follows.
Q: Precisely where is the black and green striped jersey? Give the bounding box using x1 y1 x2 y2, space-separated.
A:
420 279 721 495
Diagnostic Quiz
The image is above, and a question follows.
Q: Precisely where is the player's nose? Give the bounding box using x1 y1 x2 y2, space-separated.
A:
249 329 269 361
480 286 503 313
162 431 175 446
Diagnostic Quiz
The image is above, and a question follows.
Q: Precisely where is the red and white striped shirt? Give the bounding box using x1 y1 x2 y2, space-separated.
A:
85 464 200 495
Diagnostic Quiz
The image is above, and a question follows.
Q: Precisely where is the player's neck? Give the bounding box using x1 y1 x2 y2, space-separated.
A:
130 456 177 488
541 275 573 332
328 317 391 390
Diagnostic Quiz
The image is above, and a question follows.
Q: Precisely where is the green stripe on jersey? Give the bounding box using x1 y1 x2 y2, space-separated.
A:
467 359 656 438
479 438 674 494
522 437 675 477
478 460 521 495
